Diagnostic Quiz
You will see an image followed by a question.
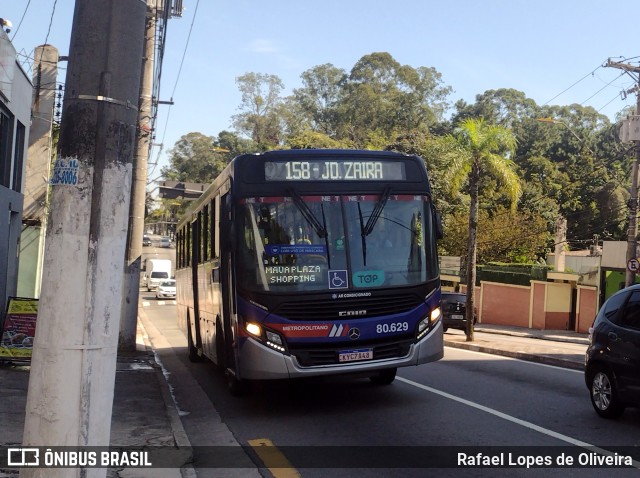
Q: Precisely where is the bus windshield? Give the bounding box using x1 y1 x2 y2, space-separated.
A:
238 194 438 292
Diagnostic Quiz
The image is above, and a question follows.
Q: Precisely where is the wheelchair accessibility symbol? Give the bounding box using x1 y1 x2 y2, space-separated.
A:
329 270 348 289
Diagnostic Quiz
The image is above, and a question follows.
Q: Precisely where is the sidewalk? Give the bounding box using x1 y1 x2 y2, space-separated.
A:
1 319 590 476
443 324 589 370
0 318 195 478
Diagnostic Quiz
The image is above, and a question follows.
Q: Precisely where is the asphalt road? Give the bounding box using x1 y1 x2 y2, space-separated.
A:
142 301 640 478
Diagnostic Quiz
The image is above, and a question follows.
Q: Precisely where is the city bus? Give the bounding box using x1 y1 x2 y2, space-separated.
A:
175 149 444 394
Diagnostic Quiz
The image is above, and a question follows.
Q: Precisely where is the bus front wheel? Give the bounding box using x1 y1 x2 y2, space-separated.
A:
370 368 397 385
226 370 247 397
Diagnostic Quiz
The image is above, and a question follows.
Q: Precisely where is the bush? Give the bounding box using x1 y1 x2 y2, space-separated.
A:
476 262 551 286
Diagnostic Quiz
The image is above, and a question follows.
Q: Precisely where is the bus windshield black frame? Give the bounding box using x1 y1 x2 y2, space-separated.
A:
237 193 438 293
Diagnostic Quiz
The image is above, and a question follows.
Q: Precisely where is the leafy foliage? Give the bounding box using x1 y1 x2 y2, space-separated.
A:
446 118 521 340
443 207 551 264
157 51 635 273
160 132 230 183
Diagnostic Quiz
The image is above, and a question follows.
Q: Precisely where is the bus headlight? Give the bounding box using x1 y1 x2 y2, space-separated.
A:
245 322 262 337
416 307 441 340
265 330 286 352
245 322 286 353
430 306 441 323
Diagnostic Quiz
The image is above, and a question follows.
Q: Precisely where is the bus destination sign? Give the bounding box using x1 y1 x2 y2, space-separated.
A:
264 160 406 181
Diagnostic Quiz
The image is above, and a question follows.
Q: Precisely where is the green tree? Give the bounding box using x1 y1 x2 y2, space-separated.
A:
161 132 230 183
338 52 451 146
291 63 347 136
285 129 352 149
446 118 521 341
443 207 550 264
232 72 285 149
216 130 258 157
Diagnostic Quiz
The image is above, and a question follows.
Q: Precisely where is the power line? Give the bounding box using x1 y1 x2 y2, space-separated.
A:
9 0 32 41
580 71 625 106
543 64 603 106
39 0 59 65
155 0 201 173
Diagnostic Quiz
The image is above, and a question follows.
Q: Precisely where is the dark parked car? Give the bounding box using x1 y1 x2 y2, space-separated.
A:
585 284 640 418
441 292 477 332
142 234 152 247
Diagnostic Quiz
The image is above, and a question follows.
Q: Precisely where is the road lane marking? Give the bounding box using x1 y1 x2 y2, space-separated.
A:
248 438 300 478
445 346 583 374
397 376 640 468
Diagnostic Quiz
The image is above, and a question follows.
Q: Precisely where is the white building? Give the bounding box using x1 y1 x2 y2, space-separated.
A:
0 29 32 322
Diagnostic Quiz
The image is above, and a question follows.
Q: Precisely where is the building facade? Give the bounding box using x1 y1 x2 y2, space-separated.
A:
0 30 32 322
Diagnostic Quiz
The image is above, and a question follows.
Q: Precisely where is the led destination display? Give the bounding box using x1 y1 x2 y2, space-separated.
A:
264 159 406 181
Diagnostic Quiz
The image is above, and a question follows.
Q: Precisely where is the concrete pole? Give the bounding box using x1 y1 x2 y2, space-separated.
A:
554 216 567 273
21 2 146 478
625 91 640 287
121 2 156 351
20 45 59 298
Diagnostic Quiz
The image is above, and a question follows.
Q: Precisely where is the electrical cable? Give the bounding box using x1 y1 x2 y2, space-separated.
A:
543 64 603 106
9 0 31 41
580 71 625 106
155 0 201 176
38 0 58 66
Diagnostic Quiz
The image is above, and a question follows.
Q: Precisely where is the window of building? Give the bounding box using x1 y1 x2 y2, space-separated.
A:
0 106 13 188
11 121 25 192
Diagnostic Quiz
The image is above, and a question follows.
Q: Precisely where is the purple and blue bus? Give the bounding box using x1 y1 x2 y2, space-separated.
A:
175 149 443 394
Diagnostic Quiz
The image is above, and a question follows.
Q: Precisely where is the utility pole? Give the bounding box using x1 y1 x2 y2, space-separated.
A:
554 216 567 272
21 2 146 478
22 45 59 298
607 59 640 287
121 1 157 351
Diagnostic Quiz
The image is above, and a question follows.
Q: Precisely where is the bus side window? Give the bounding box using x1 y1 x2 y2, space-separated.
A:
214 194 220 258
210 198 215 259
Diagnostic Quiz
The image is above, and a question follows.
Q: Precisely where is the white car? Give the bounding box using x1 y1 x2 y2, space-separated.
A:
160 236 172 248
155 279 176 299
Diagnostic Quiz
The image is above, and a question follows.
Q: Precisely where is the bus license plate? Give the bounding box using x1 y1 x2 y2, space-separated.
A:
339 349 373 363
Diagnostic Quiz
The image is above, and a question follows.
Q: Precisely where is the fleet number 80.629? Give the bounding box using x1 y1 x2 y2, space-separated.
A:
376 322 409 334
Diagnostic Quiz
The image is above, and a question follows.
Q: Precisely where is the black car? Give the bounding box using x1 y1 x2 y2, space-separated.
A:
585 284 640 418
142 234 152 247
441 292 477 332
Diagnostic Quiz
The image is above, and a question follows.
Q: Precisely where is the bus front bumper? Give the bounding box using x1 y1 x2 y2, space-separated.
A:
237 321 443 380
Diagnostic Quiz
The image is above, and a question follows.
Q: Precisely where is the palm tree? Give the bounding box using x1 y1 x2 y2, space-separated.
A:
447 118 521 341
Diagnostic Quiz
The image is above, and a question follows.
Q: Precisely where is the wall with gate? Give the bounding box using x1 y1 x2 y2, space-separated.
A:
474 280 596 333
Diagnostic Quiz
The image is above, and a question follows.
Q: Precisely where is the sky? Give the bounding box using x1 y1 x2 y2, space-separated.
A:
4 0 640 184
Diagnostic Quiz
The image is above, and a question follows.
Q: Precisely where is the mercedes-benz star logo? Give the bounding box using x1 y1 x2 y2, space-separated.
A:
348 328 360 340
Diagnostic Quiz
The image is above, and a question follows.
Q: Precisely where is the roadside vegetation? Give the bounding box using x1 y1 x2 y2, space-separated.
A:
155 52 633 280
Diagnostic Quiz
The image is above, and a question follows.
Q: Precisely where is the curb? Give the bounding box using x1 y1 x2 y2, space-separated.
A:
137 308 197 478
443 340 585 371
474 327 591 346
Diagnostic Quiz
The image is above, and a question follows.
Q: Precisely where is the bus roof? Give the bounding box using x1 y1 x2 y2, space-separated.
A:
177 149 431 227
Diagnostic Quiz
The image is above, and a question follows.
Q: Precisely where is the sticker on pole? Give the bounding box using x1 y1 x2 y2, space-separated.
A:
627 258 640 273
50 157 79 186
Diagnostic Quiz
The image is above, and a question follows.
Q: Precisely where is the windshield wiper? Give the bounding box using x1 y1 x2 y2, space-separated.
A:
288 189 327 238
358 187 392 267
288 189 331 268
363 186 392 236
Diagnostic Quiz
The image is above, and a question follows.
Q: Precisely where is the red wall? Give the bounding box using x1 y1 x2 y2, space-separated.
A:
480 282 529 327
576 287 597 333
